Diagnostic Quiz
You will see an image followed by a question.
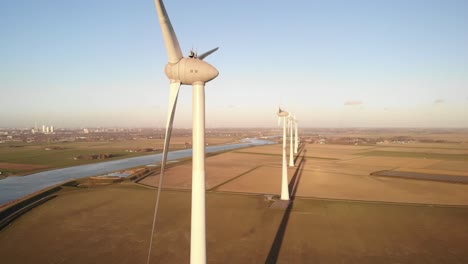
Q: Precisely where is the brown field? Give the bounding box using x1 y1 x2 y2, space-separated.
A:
140 143 468 205
321 130 468 143
374 146 468 154
3 140 468 263
301 161 394 176
1 184 468 263
139 151 282 190
295 169 468 205
340 156 440 168
307 144 374 150
215 165 296 195
394 167 468 177
303 145 373 160
425 160 468 173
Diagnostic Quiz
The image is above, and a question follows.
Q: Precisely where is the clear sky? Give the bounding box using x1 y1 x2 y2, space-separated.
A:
1 0 468 128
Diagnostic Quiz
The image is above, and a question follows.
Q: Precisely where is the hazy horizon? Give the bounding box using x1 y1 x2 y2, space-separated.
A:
2 0 468 128
2 125 468 130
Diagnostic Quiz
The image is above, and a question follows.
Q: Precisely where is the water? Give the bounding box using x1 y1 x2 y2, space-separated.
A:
0 138 273 206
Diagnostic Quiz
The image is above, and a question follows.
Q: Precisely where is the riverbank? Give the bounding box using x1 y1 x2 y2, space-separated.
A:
0 137 243 177
0 138 274 206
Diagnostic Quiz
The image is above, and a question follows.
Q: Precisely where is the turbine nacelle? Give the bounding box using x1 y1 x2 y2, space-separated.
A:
277 109 289 117
165 58 219 85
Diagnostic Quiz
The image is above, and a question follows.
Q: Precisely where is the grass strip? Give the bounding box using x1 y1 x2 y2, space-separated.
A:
356 150 468 160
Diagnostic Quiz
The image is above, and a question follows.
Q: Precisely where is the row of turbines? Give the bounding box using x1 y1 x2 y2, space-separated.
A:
277 107 300 201
148 1 299 263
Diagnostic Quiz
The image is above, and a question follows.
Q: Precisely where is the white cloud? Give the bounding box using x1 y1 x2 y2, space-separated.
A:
344 100 363 106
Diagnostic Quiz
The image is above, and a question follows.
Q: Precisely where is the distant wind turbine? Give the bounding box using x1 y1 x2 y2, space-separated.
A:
148 1 219 264
288 113 295 167
277 107 290 201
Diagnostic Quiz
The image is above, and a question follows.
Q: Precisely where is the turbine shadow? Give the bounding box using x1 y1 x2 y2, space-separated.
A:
265 150 307 264
290 149 306 197
294 142 306 164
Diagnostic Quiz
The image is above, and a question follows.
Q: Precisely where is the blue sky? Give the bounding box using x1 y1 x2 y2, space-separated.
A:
1 0 467 128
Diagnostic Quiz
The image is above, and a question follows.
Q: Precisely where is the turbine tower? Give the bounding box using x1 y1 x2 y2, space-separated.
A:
288 113 295 167
150 1 219 264
278 108 290 201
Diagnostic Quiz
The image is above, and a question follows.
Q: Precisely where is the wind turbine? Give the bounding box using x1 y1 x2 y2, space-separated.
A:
288 113 295 167
277 108 290 201
149 1 219 264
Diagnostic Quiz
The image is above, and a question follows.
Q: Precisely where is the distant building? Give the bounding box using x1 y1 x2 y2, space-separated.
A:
50 126 54 133
42 125 46 133
46 126 50 133
83 128 89 134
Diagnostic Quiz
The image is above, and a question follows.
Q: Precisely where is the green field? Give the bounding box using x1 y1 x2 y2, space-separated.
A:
0 137 240 176
356 150 468 160
0 139 166 175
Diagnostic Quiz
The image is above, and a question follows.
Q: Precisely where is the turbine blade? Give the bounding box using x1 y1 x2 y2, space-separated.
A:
146 81 181 264
154 0 183 63
161 82 181 169
198 47 219 60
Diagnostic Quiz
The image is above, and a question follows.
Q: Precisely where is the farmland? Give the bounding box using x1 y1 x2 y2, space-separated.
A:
0 137 240 176
2 128 468 263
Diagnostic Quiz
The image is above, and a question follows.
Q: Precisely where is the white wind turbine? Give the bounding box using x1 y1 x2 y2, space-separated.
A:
148 1 219 264
288 113 295 167
277 108 290 201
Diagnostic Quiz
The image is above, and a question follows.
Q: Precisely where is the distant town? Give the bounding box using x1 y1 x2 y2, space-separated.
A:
1 126 466 145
